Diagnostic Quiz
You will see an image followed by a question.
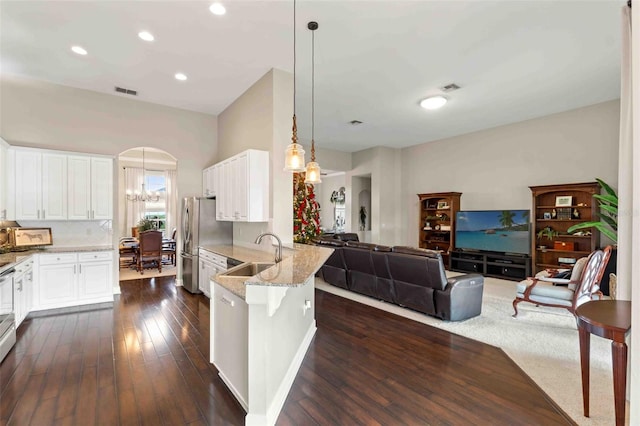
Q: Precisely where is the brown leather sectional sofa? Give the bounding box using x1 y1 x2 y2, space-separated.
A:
315 239 484 321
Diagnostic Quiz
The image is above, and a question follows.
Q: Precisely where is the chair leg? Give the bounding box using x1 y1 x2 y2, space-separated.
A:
512 298 520 318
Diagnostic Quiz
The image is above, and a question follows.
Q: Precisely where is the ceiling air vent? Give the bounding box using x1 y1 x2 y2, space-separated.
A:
349 120 363 126
440 83 460 92
115 86 138 96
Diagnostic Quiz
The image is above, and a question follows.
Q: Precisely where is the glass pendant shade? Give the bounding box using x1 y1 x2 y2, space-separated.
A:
304 160 321 184
284 141 306 172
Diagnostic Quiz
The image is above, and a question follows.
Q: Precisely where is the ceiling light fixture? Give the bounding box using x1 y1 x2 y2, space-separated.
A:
126 148 160 202
420 95 448 110
283 0 305 172
138 31 155 41
304 21 321 185
209 3 226 15
175 73 188 81
71 46 87 55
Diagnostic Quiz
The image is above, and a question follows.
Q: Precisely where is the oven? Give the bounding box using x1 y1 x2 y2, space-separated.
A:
0 266 16 364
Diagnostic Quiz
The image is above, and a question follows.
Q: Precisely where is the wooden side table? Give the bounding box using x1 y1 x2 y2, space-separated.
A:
576 300 631 426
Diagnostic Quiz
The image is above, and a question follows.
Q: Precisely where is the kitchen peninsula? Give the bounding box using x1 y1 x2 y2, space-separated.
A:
204 243 333 426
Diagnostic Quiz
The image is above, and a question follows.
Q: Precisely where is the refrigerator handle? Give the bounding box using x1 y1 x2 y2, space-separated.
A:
184 205 191 247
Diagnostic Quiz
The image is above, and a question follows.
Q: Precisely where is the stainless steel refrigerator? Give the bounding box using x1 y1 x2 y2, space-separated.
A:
180 197 232 293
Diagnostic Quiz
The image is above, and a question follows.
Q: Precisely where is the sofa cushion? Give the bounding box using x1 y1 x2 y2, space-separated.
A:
345 241 377 250
391 246 441 259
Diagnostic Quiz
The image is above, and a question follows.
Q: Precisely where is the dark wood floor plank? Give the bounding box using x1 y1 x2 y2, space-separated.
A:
1 276 573 426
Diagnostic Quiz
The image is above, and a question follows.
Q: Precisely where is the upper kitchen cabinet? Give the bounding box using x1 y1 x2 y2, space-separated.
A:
207 149 269 222
12 147 113 221
0 138 9 220
14 149 67 220
68 156 113 220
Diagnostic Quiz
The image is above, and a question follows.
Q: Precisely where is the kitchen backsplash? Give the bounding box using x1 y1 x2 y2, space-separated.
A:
19 220 113 247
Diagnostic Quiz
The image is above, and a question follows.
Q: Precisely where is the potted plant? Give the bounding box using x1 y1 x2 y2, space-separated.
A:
567 178 618 297
137 218 155 233
567 178 617 243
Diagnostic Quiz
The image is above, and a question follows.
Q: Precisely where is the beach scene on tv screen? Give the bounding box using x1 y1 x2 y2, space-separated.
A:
456 210 530 254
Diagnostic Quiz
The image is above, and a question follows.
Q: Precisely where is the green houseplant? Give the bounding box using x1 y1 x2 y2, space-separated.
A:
136 218 155 233
567 178 618 243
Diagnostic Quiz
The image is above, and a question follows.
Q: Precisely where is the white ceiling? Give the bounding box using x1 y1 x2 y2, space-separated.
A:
0 1 624 152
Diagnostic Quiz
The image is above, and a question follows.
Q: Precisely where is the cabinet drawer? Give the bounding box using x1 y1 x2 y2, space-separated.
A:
199 249 227 266
78 251 113 262
39 253 77 265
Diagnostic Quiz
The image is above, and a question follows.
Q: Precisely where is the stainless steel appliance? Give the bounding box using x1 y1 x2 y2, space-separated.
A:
0 266 16 364
180 197 232 293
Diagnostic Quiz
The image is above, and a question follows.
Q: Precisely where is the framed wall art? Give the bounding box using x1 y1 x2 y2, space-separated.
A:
555 196 572 207
12 228 53 247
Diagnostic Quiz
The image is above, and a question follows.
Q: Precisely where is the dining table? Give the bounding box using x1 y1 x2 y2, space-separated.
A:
119 237 176 267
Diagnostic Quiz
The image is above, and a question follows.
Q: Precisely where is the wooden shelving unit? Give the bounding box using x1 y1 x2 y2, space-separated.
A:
417 192 461 269
530 182 600 274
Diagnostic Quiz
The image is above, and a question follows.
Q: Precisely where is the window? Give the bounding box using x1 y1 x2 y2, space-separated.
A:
143 171 167 234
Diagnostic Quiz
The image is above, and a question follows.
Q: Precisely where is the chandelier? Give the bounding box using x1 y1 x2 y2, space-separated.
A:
126 147 160 202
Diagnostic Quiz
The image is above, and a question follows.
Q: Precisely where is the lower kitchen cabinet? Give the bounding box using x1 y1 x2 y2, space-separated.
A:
35 251 113 311
13 258 34 328
213 281 248 409
198 248 227 298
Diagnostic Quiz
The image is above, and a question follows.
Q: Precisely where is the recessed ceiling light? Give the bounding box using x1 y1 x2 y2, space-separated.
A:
138 31 154 42
209 2 226 15
175 73 188 81
71 46 88 55
420 95 447 110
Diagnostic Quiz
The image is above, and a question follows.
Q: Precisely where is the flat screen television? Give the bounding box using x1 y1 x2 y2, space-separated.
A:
455 210 531 255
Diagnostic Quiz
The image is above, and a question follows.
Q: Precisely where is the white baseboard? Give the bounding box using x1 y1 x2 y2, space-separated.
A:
175 278 183 286
245 320 316 426
219 371 248 411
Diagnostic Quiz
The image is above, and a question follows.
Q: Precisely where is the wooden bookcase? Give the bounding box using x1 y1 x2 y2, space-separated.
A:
417 192 461 268
530 182 600 274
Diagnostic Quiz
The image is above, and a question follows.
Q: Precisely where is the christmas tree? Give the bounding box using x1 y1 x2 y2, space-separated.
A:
293 172 321 243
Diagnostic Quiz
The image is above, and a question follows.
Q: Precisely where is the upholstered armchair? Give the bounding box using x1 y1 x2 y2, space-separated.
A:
512 246 612 317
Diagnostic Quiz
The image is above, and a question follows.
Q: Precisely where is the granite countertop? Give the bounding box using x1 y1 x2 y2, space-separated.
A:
0 245 114 273
204 243 333 300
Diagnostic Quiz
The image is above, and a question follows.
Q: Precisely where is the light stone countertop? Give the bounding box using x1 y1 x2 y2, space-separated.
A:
0 245 114 273
203 243 334 300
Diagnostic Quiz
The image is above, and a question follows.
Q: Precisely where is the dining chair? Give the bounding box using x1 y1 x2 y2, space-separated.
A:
162 228 177 266
137 230 163 274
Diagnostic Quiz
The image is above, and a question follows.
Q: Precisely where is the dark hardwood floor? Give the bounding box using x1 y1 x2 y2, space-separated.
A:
0 276 574 425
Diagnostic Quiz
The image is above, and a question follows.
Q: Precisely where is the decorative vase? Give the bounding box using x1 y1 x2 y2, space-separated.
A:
609 273 617 300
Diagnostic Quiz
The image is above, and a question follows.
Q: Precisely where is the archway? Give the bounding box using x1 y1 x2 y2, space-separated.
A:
117 147 178 279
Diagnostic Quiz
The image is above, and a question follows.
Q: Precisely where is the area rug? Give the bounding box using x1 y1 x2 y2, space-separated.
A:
316 275 620 425
118 264 177 281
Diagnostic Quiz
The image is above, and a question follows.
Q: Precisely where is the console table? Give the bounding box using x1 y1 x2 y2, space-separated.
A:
576 300 631 426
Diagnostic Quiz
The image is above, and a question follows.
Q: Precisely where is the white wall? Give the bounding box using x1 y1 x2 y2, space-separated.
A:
0 74 218 249
401 100 620 246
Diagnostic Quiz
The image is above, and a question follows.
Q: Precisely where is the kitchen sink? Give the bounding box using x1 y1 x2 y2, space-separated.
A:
223 262 275 277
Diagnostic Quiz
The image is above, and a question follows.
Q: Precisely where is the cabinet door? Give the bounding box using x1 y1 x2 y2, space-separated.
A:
0 141 7 220
213 282 248 406
212 164 220 201
198 259 208 296
245 150 269 222
38 263 77 309
41 153 68 220
91 157 113 220
14 150 42 220
203 168 210 198
67 156 92 220
214 164 224 220
78 261 112 301
13 273 25 327
221 160 234 221
233 153 248 221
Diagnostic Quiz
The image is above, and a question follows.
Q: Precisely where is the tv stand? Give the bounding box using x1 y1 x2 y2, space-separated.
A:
450 250 531 281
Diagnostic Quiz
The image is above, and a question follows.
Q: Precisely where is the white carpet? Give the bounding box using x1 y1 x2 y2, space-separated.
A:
315 275 623 425
118 264 176 281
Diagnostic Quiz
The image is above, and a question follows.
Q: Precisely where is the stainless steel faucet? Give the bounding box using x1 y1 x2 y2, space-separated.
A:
254 232 283 263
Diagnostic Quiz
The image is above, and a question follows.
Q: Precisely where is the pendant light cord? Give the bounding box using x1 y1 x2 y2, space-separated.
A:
311 26 315 161
293 0 296 114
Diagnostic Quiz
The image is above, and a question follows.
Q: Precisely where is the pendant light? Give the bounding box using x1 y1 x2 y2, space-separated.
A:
283 0 306 172
304 21 321 184
126 148 160 202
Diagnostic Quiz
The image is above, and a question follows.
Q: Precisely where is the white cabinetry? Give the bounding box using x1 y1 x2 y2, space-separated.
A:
213 281 248 409
14 149 67 221
0 138 8 220
13 148 113 221
211 149 269 222
13 258 34 328
202 165 216 198
35 251 113 311
198 249 227 298
68 156 113 220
